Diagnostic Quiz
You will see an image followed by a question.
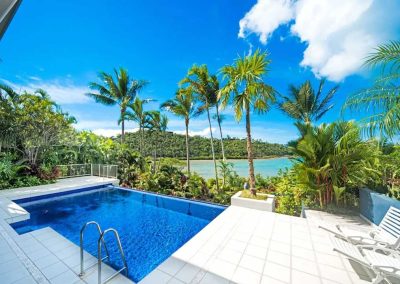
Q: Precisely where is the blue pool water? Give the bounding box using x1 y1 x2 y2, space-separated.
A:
11 186 225 282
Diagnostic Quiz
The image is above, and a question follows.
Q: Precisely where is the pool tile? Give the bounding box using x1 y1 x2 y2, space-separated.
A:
318 264 352 284
245 244 268 259
167 277 185 284
0 265 30 283
239 254 264 274
291 256 319 276
41 261 69 279
260 275 288 284
157 257 186 276
216 248 242 265
0 258 22 274
82 263 124 284
199 272 229 284
139 269 172 284
53 245 80 260
13 276 37 284
232 266 261 284
174 263 201 283
291 270 321 284
188 252 210 268
315 252 344 269
50 269 81 284
26 246 52 261
263 261 291 283
269 241 291 255
34 253 59 269
291 246 316 262
205 257 236 280
0 251 18 264
266 250 291 267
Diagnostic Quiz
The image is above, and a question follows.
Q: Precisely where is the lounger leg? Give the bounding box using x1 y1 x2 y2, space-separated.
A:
372 273 384 284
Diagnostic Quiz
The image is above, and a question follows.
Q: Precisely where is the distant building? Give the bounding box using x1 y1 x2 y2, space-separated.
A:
0 0 22 40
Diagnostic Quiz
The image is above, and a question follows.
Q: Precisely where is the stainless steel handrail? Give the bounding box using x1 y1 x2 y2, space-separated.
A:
79 221 110 277
97 228 128 284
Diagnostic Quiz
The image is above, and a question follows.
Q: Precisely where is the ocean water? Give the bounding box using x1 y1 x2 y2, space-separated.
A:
11 186 225 282
190 157 293 179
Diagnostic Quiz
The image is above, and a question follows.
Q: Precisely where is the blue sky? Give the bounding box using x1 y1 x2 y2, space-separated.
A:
1 0 399 143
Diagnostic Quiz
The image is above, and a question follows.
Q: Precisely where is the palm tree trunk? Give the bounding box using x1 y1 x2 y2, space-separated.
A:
245 106 256 194
153 134 157 174
140 125 144 155
206 106 219 192
138 125 142 153
121 115 125 143
185 118 191 177
215 104 226 161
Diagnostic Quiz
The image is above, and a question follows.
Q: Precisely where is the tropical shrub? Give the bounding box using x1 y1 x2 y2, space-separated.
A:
291 121 380 208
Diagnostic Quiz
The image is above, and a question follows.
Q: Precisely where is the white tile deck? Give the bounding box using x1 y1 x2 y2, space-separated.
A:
0 178 381 284
139 206 378 284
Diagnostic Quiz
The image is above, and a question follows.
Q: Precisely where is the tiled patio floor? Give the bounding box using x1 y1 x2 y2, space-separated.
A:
140 206 377 284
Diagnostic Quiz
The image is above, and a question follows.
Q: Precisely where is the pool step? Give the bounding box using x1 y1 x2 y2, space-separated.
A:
79 263 133 284
79 221 129 284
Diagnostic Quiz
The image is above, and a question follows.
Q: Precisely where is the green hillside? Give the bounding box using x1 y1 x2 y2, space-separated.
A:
123 131 290 159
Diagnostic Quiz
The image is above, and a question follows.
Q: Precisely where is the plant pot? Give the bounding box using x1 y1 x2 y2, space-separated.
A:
231 191 275 212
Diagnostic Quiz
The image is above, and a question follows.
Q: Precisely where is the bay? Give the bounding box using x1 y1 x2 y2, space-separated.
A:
189 157 293 179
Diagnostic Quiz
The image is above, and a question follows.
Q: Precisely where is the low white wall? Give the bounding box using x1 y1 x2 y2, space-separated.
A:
231 191 275 212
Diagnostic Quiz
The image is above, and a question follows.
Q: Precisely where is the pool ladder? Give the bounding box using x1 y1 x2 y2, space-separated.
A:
79 221 128 284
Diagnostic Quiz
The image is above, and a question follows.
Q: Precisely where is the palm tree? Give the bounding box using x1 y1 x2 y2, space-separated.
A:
86 67 147 143
278 79 338 124
344 41 400 138
146 110 168 172
210 75 226 161
0 84 19 152
181 65 220 190
123 96 153 154
161 87 200 176
220 50 275 194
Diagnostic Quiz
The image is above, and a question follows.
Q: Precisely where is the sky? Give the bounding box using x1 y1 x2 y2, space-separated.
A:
1 0 400 144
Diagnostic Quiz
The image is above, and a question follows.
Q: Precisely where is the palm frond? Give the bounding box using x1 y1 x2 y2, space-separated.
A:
364 40 400 71
85 92 116 105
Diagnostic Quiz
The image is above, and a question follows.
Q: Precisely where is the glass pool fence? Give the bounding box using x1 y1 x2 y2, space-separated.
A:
57 164 118 178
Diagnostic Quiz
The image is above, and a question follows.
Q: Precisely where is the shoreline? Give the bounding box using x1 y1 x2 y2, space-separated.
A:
189 155 292 162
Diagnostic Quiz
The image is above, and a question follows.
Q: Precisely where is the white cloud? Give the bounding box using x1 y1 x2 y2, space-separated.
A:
239 0 294 44
92 128 138 137
28 76 41 81
74 119 139 137
173 127 216 138
239 0 400 81
74 119 118 130
1 78 90 104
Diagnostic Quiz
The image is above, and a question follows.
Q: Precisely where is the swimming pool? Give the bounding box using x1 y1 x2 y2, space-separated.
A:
11 185 225 282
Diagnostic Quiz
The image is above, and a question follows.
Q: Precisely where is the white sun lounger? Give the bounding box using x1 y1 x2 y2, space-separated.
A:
319 206 400 249
332 237 400 284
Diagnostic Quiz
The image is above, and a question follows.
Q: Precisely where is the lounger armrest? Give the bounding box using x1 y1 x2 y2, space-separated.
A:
348 236 390 247
335 224 373 235
358 245 400 257
372 265 400 278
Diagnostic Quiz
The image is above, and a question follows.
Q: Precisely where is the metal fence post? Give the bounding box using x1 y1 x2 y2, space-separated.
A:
90 164 93 176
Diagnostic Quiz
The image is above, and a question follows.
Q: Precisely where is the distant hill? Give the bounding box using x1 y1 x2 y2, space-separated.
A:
124 131 290 159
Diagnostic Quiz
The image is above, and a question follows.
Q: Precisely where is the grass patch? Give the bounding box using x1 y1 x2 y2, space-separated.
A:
240 190 268 200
